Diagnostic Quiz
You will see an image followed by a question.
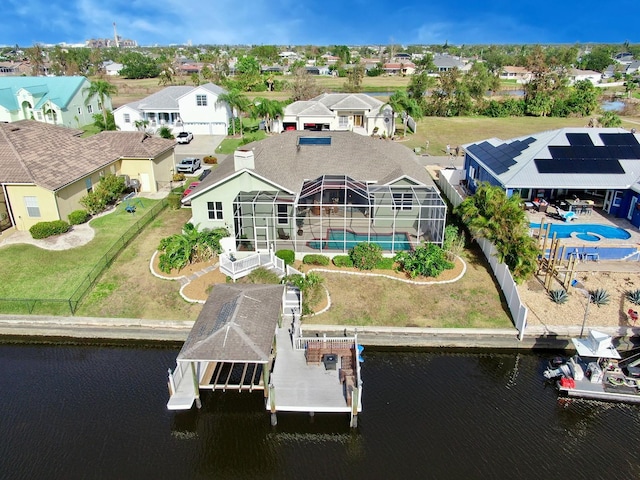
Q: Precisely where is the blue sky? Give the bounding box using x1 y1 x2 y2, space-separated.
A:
1 0 636 47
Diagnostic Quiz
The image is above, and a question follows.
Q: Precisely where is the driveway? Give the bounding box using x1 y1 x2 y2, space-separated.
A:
174 135 225 163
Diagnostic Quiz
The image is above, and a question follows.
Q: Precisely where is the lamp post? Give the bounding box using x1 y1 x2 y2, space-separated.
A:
571 279 591 338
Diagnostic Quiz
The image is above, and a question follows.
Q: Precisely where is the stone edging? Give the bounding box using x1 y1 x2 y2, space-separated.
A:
149 250 207 304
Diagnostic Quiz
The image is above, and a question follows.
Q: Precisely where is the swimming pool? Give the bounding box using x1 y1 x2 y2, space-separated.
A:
308 229 412 250
530 223 631 242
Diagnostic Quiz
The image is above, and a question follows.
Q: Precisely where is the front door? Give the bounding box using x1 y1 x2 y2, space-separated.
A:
353 115 363 127
254 225 269 251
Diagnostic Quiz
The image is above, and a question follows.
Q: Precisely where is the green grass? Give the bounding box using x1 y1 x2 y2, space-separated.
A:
0 199 159 300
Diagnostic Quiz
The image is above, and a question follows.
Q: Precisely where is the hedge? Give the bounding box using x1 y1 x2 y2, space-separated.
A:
29 220 70 239
68 209 90 225
332 255 353 268
275 249 295 266
302 254 330 266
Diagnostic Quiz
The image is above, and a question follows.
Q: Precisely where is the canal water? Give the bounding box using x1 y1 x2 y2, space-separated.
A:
1 341 639 479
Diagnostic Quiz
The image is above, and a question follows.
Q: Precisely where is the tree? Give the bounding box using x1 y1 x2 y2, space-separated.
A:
599 111 622 127
234 55 263 91
384 90 422 137
579 45 614 72
523 45 568 117
455 183 539 283
343 62 365 93
217 89 250 137
85 80 118 128
119 52 160 79
25 44 46 76
157 125 174 139
290 67 323 101
566 80 599 117
251 98 284 133
332 45 351 65
92 111 116 131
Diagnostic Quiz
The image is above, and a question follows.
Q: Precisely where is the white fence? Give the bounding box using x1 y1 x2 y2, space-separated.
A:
476 237 528 340
436 167 528 340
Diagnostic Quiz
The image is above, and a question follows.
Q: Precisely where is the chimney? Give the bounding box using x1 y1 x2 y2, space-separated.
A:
234 149 255 171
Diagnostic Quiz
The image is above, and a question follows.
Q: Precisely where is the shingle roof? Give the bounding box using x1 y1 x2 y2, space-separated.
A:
178 284 284 363
0 76 87 111
119 83 228 113
463 127 640 189
0 120 175 191
198 131 434 196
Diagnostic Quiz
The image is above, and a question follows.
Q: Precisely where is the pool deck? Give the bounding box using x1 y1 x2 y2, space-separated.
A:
527 205 640 252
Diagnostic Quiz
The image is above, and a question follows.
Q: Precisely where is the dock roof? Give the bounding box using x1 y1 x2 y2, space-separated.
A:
178 284 284 363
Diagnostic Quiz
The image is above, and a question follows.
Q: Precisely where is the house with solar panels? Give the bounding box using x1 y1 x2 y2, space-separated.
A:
462 128 640 229
183 131 447 259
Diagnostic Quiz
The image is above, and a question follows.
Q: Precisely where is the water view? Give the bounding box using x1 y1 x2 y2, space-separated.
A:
1 342 639 479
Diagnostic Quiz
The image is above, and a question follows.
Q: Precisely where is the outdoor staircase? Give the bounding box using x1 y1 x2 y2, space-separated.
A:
219 248 303 282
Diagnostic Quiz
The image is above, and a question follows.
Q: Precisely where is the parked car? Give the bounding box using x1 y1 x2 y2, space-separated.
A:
182 182 200 206
176 131 193 144
176 157 201 174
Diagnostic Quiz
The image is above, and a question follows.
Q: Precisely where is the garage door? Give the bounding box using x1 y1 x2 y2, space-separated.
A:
184 122 227 136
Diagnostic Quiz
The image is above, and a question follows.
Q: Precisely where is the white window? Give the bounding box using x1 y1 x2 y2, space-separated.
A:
87 105 93 114
277 204 289 225
196 94 207 106
338 116 349 128
392 192 413 211
36 112 42 120
207 201 223 220
123 113 130 123
24 196 41 217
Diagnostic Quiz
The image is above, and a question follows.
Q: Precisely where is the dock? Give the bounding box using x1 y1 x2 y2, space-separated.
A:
167 283 363 427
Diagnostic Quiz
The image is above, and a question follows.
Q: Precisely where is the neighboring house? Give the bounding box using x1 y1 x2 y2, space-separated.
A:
500 66 533 84
0 76 107 128
184 131 447 256
103 61 124 76
432 54 468 73
0 120 176 232
567 68 602 85
304 66 330 76
382 62 416 75
113 83 231 136
282 93 394 136
0 61 30 76
321 54 340 65
462 128 640 229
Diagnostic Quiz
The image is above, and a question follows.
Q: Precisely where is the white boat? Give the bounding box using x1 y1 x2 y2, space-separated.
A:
543 330 640 403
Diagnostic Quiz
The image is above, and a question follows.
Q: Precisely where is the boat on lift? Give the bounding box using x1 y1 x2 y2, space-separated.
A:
544 330 640 403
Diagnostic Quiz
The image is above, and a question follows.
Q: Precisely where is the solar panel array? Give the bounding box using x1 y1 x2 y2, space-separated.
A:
534 133 640 174
467 137 535 175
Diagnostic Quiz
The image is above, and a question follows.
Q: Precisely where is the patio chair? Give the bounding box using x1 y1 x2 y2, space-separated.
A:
277 228 290 240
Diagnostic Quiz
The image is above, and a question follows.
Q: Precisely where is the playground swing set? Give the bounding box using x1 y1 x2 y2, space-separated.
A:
121 192 145 214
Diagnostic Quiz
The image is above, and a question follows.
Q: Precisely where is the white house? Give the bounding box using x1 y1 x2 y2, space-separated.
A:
282 93 394 136
567 68 601 85
114 83 231 136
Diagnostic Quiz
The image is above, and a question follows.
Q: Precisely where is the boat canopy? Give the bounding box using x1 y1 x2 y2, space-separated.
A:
571 330 621 359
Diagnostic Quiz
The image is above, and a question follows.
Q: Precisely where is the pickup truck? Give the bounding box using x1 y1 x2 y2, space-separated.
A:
175 157 201 174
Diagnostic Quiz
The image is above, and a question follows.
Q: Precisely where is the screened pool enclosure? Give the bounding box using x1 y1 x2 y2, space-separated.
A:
232 175 447 255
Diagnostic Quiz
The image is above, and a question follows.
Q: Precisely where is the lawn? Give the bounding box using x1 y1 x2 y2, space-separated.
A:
0 199 160 302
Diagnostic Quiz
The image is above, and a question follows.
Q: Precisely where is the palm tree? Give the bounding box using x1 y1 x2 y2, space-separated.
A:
251 98 284 133
384 90 422 137
216 89 250 137
84 80 118 127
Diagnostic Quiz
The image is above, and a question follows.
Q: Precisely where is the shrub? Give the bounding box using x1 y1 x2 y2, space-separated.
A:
68 209 89 225
333 255 353 268
95 174 126 203
349 242 382 270
167 193 183 210
80 190 108 215
173 173 185 182
394 243 454 278
549 289 568 304
589 288 610 307
203 156 218 164
275 249 295 266
302 254 330 266
29 220 70 239
626 289 640 305
374 257 395 270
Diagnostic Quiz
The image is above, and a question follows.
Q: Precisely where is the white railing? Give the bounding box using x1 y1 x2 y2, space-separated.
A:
168 361 188 395
219 246 287 281
286 264 303 277
294 336 355 351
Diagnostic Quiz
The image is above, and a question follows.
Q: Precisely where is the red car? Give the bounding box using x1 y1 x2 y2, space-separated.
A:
182 182 200 205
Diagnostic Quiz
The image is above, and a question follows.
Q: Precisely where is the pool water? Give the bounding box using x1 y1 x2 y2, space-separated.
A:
308 229 411 250
530 223 631 242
